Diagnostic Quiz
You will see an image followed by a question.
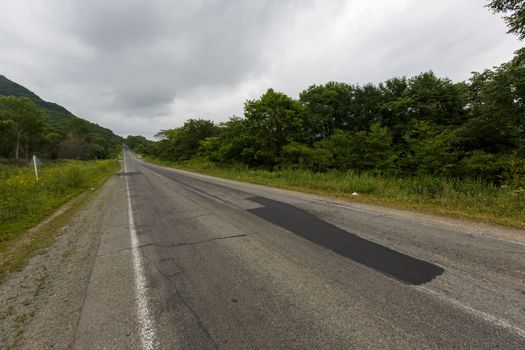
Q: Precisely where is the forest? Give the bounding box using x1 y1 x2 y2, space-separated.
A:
129 1 525 184
0 75 122 163
129 46 525 184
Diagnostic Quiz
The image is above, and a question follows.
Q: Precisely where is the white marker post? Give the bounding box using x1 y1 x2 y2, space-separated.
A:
32 154 39 181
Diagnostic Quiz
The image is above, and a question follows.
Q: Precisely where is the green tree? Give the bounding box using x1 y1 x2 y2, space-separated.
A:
244 89 310 167
459 48 525 154
125 135 156 156
378 77 410 142
379 73 467 143
299 82 354 138
402 121 459 175
364 123 397 170
488 0 525 39
198 117 261 165
317 123 395 171
41 130 63 159
145 45 525 182
350 83 384 130
155 119 219 161
281 142 332 170
0 96 45 163
405 72 467 126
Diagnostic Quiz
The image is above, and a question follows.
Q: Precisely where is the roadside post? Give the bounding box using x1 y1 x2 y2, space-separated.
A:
30 154 41 181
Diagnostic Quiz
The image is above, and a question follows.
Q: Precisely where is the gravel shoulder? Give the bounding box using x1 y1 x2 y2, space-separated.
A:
0 175 119 349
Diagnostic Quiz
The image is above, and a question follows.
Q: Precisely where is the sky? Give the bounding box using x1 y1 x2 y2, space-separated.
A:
0 0 522 139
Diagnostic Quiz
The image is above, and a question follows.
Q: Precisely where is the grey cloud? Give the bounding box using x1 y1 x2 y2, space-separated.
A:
0 0 521 139
65 0 169 51
48 0 309 116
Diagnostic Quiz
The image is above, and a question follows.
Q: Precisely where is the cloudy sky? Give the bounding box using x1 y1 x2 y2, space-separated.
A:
0 0 522 139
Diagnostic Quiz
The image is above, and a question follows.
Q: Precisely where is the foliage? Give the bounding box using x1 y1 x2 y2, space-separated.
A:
0 159 119 282
147 158 525 228
140 48 524 188
0 96 45 163
0 75 122 161
281 142 332 170
315 123 397 171
154 119 219 161
299 82 356 137
402 121 459 175
0 160 119 253
242 89 310 166
488 0 525 39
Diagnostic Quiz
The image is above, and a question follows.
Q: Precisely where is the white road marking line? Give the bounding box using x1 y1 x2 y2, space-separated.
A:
124 153 158 350
418 286 525 339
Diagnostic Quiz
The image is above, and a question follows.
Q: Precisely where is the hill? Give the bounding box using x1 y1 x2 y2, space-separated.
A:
0 75 122 158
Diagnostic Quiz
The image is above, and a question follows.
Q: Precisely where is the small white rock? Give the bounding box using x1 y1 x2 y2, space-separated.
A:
352 192 358 196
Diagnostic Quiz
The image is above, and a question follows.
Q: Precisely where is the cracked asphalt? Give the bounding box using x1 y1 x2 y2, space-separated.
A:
16 150 524 349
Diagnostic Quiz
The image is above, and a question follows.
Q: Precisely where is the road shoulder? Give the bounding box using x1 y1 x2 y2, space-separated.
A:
0 175 120 349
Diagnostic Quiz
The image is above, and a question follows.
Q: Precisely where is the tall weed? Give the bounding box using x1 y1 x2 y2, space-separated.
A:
149 157 525 228
0 160 119 249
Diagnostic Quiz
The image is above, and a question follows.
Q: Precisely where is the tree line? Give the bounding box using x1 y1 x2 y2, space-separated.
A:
129 47 525 183
0 74 123 163
0 95 122 163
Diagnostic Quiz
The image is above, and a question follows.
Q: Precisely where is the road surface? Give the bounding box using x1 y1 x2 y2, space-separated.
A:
13 150 525 349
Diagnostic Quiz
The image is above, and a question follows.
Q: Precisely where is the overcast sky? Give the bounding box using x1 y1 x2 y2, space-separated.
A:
0 0 522 139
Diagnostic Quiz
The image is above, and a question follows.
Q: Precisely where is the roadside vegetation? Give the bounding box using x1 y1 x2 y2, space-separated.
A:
0 69 123 281
132 46 525 181
0 159 119 281
147 158 525 229
129 4 525 229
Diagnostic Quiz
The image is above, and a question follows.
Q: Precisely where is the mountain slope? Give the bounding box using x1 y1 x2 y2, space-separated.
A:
0 75 122 155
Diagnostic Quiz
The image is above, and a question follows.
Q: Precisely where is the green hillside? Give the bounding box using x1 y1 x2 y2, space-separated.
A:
0 75 122 159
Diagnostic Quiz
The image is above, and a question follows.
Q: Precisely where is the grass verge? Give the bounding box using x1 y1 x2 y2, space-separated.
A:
145 157 525 230
0 160 119 282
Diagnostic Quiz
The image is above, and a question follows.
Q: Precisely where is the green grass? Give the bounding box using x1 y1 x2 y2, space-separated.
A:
0 159 119 281
146 157 525 229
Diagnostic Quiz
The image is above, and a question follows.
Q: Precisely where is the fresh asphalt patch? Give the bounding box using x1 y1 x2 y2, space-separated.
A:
247 196 444 285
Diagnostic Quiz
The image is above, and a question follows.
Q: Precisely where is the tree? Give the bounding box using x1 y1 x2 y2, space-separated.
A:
58 136 91 159
378 77 410 142
350 83 384 131
41 130 63 159
281 142 332 170
299 82 354 138
0 119 15 155
144 46 525 182
0 96 45 163
125 135 156 156
316 123 396 171
405 72 467 126
155 119 219 161
460 48 525 154
488 0 525 39
244 89 310 166
402 121 459 175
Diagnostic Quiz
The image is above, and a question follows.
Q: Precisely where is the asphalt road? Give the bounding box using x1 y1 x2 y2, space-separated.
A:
73 150 525 349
